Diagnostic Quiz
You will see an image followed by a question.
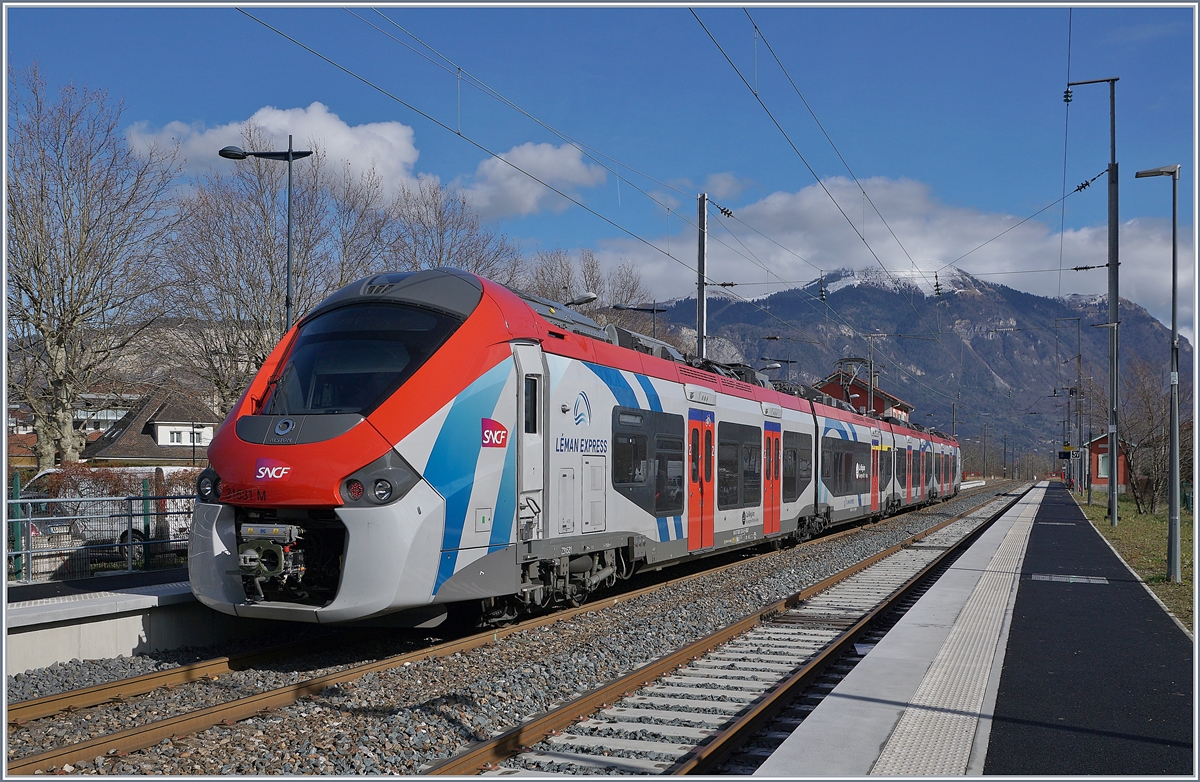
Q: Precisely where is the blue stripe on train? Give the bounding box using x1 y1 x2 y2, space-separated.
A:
635 374 662 412
584 363 639 409
489 436 517 552
426 359 511 593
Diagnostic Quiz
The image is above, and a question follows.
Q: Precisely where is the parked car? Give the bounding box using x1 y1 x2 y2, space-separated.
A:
18 468 196 562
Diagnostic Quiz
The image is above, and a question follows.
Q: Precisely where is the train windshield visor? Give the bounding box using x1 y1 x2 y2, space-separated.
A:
261 302 463 416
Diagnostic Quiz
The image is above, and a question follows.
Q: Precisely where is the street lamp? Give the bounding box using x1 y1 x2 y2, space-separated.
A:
759 356 797 383
564 290 598 308
191 423 204 466
219 135 313 331
1135 163 1182 583
613 303 667 338
1066 76 1120 528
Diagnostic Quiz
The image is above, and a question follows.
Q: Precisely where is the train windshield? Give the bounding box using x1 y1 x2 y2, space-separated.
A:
260 302 463 416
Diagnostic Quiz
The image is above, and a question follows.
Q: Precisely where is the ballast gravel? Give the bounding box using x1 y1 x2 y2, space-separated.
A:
9 485 1019 775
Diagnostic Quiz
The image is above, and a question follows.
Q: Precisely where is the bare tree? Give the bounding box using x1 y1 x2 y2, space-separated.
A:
391 178 523 286
168 126 337 414
6 65 181 469
1083 356 1193 513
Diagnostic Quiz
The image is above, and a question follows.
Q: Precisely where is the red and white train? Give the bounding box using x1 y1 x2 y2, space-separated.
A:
189 269 961 625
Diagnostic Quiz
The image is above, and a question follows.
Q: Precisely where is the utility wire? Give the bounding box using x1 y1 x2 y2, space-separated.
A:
1058 8 1074 300
694 9 984 402
745 9 937 296
240 8 827 349
935 168 1106 273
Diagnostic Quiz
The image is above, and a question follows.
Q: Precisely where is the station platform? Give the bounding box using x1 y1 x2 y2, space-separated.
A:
4 568 254 675
755 481 1194 777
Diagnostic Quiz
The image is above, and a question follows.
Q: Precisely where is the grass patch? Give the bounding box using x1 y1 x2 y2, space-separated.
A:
1070 483 1193 633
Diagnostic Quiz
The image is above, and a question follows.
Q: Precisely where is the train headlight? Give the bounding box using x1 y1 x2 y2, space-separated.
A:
340 450 420 507
197 468 222 503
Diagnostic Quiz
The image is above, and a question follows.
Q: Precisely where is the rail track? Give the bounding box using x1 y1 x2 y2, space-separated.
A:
423 485 1029 775
6 484 1010 775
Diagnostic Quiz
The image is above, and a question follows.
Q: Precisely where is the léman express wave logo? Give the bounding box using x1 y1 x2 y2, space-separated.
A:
573 392 591 426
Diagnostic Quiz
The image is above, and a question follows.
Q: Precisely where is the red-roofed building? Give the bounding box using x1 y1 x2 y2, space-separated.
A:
817 370 915 421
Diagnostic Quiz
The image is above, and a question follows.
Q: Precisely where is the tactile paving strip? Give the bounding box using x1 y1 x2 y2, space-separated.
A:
868 486 1044 776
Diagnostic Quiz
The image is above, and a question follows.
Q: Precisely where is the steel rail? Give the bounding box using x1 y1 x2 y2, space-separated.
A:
668 485 1030 774
421 487 1025 775
7 484 1006 775
7 483 994 727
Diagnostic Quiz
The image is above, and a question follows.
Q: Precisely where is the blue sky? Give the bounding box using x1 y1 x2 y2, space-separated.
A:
6 4 1195 339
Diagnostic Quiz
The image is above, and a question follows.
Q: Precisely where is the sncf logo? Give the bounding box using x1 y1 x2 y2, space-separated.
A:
481 418 509 448
255 458 293 481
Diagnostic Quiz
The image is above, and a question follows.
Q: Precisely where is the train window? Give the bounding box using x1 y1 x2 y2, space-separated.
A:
820 436 872 497
655 437 685 515
613 435 647 485
524 376 539 434
704 430 713 483
717 442 740 508
880 448 893 489
896 448 908 489
775 438 781 482
716 422 762 510
690 429 700 483
611 407 685 515
782 432 812 503
742 443 761 506
783 447 798 501
260 301 463 417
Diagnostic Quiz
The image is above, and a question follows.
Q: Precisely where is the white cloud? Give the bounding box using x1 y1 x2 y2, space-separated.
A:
464 142 606 220
127 102 421 196
704 172 751 200
590 176 1195 345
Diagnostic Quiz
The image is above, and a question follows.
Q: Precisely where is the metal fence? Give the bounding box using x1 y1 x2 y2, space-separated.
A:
6 494 194 583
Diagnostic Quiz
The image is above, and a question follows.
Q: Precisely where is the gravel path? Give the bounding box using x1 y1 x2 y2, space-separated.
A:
12 484 1020 775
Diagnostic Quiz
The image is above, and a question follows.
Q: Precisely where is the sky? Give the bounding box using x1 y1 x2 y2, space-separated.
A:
6 4 1196 344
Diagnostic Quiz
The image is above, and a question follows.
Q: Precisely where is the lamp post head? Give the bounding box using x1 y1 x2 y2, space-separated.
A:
566 292 598 307
761 363 782 372
1135 164 1180 179
218 146 248 160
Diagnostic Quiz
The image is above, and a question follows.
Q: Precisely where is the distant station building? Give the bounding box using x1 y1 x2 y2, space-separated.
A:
1085 434 1130 494
816 370 914 422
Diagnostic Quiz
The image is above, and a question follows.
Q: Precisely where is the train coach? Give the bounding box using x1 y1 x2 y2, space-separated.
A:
189 268 960 626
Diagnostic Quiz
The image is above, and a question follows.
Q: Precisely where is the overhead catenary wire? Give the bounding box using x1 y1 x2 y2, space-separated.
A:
240 8 828 349
1058 8 1075 300
257 8 1015 411
745 9 938 297
693 10 985 403
371 4 1112 412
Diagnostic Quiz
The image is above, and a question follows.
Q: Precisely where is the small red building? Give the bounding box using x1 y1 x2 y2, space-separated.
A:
817 370 915 421
1086 434 1129 493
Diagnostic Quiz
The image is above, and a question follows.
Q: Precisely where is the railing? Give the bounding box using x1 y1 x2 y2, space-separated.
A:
6 493 195 583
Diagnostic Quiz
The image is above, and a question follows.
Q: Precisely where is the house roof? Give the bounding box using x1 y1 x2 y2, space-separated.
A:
81 387 220 462
818 370 914 412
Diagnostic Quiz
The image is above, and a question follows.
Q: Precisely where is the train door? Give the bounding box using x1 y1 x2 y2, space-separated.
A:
870 429 880 514
513 344 545 541
763 423 781 535
905 445 913 504
918 442 927 501
688 408 715 550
